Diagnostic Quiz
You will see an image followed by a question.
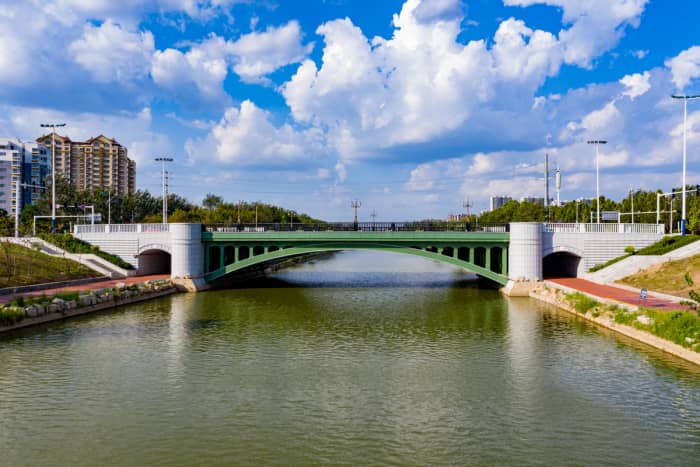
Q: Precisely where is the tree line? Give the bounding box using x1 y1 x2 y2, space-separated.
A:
0 176 321 236
1 177 698 236
478 187 700 233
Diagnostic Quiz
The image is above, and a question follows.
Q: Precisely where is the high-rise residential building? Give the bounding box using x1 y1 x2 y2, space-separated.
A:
0 139 22 216
23 143 50 207
489 196 512 211
36 133 136 195
0 138 50 217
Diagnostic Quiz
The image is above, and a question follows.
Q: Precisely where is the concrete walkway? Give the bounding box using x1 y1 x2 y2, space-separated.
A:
0 274 170 305
547 277 688 311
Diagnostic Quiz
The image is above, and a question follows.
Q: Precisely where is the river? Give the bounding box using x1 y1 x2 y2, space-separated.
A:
0 251 698 465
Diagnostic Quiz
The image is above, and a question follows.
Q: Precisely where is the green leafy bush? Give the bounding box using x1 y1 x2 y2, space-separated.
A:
589 236 700 272
636 235 700 256
0 307 25 325
615 307 700 351
54 291 80 301
39 233 134 270
567 292 600 314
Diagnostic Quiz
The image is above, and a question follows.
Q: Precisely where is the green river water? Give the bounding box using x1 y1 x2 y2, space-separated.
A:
0 251 698 465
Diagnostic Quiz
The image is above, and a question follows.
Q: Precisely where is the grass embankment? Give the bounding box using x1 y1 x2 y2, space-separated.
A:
619 253 700 297
565 292 700 352
0 242 97 288
38 233 134 270
589 235 700 273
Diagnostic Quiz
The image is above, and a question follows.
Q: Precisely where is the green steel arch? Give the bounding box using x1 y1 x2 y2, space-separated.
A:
202 232 510 285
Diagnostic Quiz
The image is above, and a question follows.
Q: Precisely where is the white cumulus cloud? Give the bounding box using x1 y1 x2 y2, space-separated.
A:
666 45 700 90
190 100 327 167
70 20 155 83
620 71 651 100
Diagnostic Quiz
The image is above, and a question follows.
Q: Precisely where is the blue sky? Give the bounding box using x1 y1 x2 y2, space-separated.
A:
1 0 700 220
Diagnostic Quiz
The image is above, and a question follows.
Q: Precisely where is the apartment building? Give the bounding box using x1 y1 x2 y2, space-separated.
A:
36 133 136 195
0 138 50 216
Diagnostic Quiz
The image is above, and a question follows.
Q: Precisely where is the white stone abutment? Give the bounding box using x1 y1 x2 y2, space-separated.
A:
170 223 209 292
502 223 543 296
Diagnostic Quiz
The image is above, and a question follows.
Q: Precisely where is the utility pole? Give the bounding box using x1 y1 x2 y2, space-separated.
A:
237 200 242 224
462 199 473 220
40 122 66 233
351 199 362 230
155 157 173 223
255 204 258 227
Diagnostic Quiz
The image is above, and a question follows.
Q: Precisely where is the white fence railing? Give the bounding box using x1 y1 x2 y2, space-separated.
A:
73 222 665 236
74 224 170 234
544 223 665 234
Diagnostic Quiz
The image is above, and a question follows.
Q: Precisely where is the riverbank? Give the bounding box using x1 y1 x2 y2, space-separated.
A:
529 284 700 366
0 279 178 334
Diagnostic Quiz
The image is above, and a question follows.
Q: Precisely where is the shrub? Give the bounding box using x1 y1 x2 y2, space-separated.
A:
642 309 700 349
39 233 134 270
567 292 600 314
624 245 636 254
0 307 25 325
54 291 80 301
636 235 700 256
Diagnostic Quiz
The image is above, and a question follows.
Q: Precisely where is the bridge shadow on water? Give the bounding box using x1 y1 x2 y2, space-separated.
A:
212 272 492 290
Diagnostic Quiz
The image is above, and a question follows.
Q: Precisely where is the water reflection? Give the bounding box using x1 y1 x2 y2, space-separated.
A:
0 251 697 465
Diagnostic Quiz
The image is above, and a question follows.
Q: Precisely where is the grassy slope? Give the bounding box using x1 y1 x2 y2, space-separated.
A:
619 253 700 297
0 242 98 288
589 235 700 273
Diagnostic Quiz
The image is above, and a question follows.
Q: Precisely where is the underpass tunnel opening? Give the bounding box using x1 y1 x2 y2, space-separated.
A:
543 252 582 278
137 249 171 275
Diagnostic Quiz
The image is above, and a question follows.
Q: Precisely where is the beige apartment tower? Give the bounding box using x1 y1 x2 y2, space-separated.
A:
36 133 136 195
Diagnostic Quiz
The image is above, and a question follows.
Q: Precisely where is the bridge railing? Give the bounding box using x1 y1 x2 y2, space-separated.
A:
74 224 171 234
204 222 509 233
544 223 665 234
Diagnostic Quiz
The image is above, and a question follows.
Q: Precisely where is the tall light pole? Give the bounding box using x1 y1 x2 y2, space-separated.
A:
587 140 607 223
40 122 66 233
155 157 173 223
671 94 700 235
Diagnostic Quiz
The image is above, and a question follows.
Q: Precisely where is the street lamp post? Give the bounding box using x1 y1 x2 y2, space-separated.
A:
40 123 66 233
671 94 700 235
587 140 607 223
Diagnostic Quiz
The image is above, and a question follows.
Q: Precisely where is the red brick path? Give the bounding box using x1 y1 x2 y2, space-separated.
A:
0 274 170 305
547 277 686 311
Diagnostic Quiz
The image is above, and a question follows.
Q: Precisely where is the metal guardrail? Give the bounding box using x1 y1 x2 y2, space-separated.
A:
204 222 509 233
543 223 665 234
74 224 170 234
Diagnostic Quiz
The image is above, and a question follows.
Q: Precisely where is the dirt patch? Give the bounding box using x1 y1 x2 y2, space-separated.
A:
618 253 700 297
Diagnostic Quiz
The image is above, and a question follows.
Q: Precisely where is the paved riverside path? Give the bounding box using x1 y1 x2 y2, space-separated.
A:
547 277 686 311
0 274 170 305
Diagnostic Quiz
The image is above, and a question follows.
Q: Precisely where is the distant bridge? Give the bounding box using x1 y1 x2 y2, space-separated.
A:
73 222 665 293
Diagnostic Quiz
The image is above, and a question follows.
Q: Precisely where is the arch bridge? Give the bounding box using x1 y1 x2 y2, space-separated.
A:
72 221 666 293
202 225 510 285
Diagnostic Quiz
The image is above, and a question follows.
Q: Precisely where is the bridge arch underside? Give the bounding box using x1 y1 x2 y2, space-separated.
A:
543 251 582 278
137 249 172 275
203 242 509 286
